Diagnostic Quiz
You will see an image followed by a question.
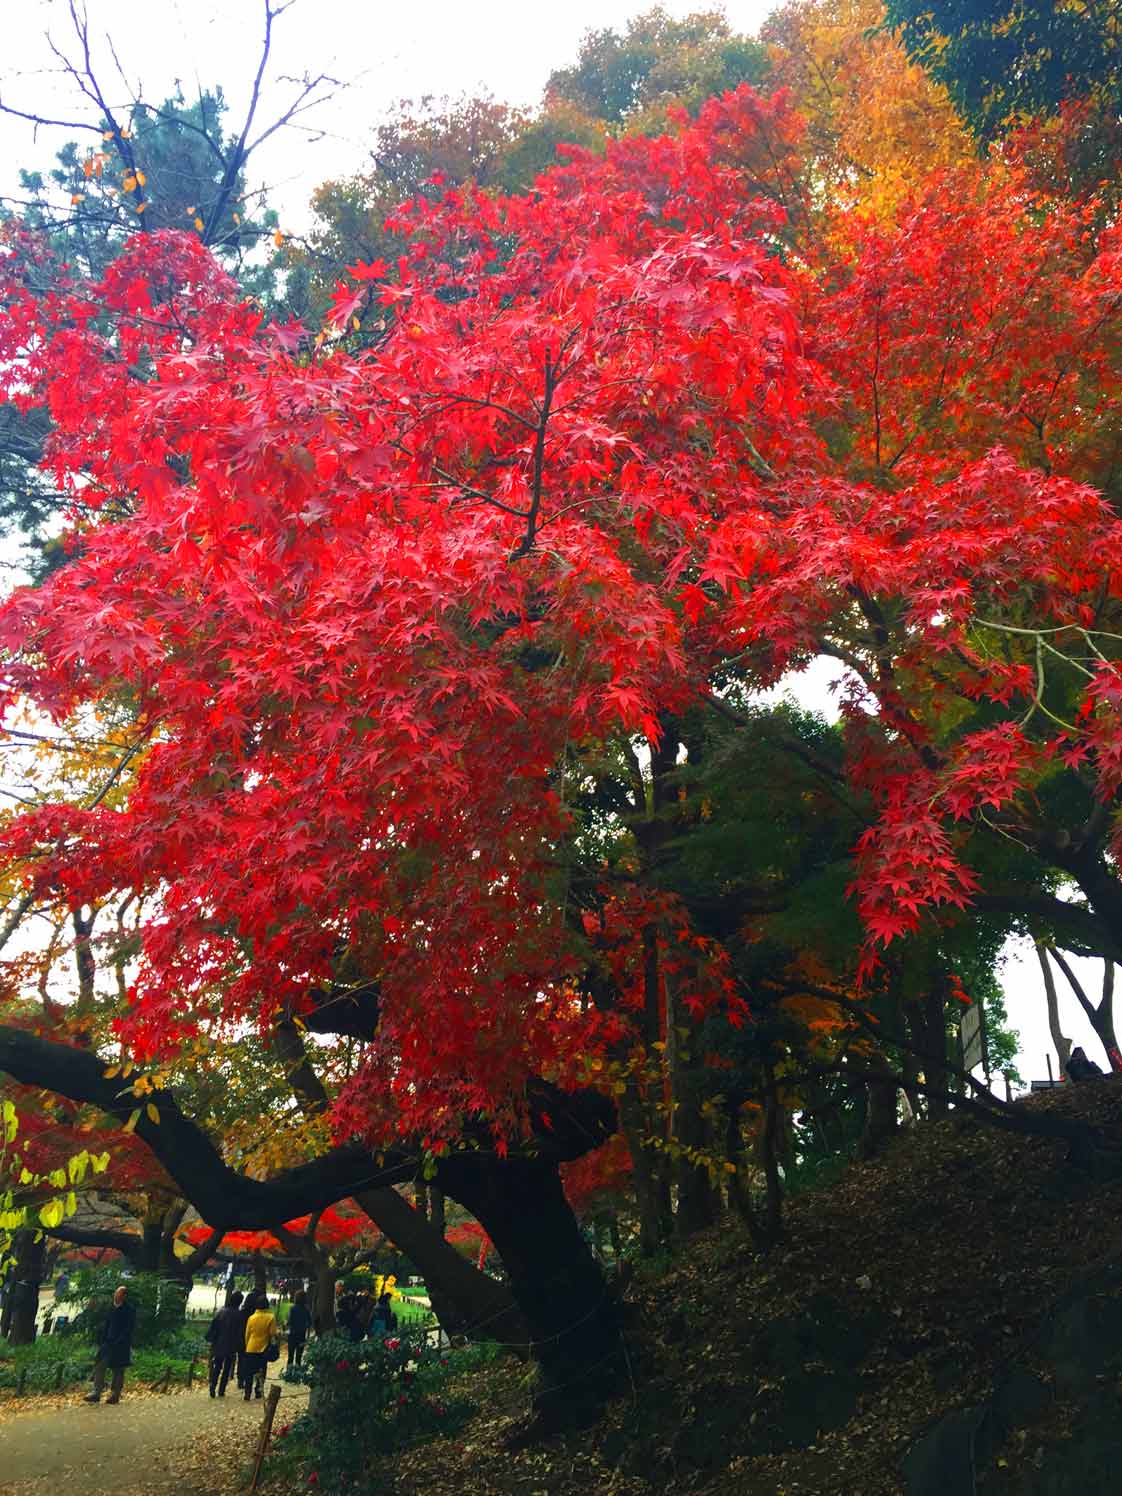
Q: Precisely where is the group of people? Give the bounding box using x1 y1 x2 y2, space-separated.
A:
81 1277 397 1407
82 1282 313 1406
336 1288 398 1343
204 1287 312 1399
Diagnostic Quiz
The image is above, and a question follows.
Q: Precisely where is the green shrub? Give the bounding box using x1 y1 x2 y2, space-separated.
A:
59 1266 190 1347
269 1330 475 1493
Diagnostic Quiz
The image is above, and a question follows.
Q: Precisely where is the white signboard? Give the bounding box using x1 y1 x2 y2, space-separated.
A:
961 1003 983 1072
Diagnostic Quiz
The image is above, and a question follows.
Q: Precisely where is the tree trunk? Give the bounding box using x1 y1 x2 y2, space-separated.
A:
857 1064 899 1160
674 1088 717 1238
8 1229 45 1345
313 1260 337 1335
429 1187 446 1236
354 1186 527 1348
1036 943 1072 1075
619 1085 672 1254
444 1153 622 1431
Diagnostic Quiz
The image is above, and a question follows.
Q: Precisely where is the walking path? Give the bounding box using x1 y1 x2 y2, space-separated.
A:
0 1377 309 1496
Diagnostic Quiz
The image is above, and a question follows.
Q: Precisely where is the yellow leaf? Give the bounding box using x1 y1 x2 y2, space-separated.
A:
274 229 284 248
39 1199 65 1229
103 1063 121 1079
70 194 84 206
135 169 146 186
122 1108 141 1134
352 317 361 331
83 158 94 179
122 175 137 193
103 130 114 142
194 216 204 232
135 201 147 213
232 213 240 226
146 1103 159 1124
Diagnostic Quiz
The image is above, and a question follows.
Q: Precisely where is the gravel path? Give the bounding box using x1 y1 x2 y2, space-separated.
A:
0 1378 309 1496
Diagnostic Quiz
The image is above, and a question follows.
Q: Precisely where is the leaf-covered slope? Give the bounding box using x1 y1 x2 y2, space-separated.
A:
383 1076 1122 1496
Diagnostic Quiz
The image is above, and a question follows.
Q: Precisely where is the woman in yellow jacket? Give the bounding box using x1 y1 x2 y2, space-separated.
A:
242 1294 279 1401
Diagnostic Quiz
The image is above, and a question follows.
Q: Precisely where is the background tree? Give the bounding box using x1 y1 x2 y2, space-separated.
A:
881 0 1122 142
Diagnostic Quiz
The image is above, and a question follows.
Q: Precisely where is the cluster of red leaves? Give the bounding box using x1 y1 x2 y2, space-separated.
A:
2 85 1122 1142
180 1203 373 1254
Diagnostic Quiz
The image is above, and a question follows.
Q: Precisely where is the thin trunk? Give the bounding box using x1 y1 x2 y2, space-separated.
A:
619 1091 671 1253
1036 943 1072 1074
760 1059 784 1245
857 1062 899 1160
429 1187 446 1236
674 1087 717 1238
313 1261 337 1335
1049 947 1122 1070
923 978 950 1119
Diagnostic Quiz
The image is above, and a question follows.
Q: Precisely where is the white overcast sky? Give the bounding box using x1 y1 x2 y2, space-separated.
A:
0 0 1109 1088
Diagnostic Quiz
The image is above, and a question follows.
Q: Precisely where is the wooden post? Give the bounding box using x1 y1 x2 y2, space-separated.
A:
16 1367 27 1395
247 1383 282 1493
187 1356 196 1389
1046 1052 1054 1085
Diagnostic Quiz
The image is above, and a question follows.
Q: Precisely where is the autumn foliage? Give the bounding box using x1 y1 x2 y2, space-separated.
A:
2 74 1122 1158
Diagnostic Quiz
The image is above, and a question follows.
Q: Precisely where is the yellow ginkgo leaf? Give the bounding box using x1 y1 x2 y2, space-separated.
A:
194 217 204 232
146 1103 159 1124
122 175 137 193
135 169 146 187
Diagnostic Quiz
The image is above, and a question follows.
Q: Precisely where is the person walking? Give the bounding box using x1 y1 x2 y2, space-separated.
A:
206 1289 244 1398
286 1288 311 1370
242 1293 279 1400
235 1289 256 1393
370 1291 398 1338
84 1284 136 1405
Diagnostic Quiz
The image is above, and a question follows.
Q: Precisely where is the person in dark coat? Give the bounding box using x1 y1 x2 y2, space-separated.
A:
206 1289 244 1397
236 1290 257 1392
84 1284 136 1404
1066 1046 1105 1082
286 1288 311 1369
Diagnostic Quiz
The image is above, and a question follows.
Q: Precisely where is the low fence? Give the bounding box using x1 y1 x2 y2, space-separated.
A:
0 1340 209 1397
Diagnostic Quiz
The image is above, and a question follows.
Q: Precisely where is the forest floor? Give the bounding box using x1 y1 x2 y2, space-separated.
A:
352 1076 1122 1496
0 1377 307 1495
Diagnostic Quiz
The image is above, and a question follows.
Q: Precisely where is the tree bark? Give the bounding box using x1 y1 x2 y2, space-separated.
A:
442 1152 622 1430
8 1229 45 1345
857 1063 899 1160
353 1185 527 1348
1036 943 1072 1075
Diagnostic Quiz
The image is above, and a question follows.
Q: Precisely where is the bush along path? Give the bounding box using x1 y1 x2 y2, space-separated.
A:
0 1375 310 1496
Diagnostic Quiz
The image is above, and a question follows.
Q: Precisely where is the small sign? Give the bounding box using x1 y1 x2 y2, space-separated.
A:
1030 1079 1062 1092
961 1002 984 1071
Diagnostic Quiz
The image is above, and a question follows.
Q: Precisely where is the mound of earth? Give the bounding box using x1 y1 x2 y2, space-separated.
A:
376 1076 1122 1496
